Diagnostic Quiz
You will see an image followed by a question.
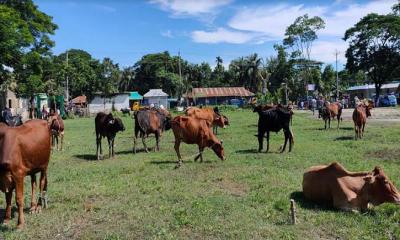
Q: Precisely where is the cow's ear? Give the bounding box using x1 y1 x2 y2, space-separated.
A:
373 166 383 176
220 140 224 145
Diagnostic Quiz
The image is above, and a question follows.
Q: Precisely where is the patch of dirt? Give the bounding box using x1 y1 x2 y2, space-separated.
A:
214 177 249 197
366 148 400 161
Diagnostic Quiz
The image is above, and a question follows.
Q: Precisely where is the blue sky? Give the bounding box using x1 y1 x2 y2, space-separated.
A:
34 0 396 69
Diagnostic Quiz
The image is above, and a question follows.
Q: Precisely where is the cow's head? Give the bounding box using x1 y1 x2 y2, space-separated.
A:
365 101 374 117
222 115 229 126
109 117 125 132
210 140 225 161
214 116 226 128
364 167 400 206
253 105 262 113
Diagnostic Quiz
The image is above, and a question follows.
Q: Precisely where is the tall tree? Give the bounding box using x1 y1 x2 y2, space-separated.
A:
210 56 225 87
283 14 325 97
344 6 400 101
245 53 263 93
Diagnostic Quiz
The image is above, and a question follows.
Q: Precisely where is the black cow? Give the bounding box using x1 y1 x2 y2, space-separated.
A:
95 112 125 160
254 106 294 153
133 109 171 153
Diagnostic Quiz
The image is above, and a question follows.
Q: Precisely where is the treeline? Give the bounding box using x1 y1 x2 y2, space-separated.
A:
1 0 399 105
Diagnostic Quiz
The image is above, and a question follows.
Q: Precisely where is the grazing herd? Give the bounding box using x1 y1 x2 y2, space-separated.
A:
0 99 397 229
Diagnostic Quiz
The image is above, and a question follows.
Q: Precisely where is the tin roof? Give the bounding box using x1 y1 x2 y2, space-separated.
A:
185 87 255 98
71 95 87 104
144 89 168 97
348 82 400 91
130 91 143 100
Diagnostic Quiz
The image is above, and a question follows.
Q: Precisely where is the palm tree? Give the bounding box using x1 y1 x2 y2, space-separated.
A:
245 53 263 93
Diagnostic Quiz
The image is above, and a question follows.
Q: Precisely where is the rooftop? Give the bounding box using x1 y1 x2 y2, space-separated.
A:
144 89 168 97
185 87 255 98
347 82 400 91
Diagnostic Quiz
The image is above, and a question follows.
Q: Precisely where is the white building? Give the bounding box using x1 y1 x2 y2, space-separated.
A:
143 89 168 108
88 93 130 113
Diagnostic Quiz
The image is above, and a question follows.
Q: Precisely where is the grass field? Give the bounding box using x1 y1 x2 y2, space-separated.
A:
1 109 400 239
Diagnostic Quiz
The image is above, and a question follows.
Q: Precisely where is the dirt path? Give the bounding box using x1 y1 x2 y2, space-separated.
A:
303 107 400 123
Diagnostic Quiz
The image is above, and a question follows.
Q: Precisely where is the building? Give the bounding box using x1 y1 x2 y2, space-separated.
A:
347 82 400 99
184 87 255 105
143 89 168 108
71 95 87 107
88 93 130 113
129 91 143 109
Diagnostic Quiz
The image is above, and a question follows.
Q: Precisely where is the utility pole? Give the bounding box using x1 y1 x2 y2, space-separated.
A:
334 49 340 101
66 51 69 102
178 50 186 106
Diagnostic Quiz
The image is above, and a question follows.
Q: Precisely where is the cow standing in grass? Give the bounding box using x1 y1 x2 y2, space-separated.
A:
185 107 226 134
171 116 225 168
253 105 294 153
0 120 51 228
352 101 373 140
320 102 343 129
48 113 64 150
95 112 125 160
133 108 171 153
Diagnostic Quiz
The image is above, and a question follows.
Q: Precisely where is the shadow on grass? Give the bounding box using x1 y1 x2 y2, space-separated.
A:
0 207 29 231
74 154 98 161
235 149 258 154
334 136 354 141
149 160 212 164
290 191 335 212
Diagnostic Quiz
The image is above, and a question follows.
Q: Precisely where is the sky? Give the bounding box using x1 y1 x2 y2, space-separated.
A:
34 0 397 69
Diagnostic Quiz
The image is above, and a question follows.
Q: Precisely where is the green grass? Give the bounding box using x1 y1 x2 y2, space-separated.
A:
1 109 400 239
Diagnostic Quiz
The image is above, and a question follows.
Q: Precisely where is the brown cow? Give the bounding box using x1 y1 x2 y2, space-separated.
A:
303 162 400 212
320 102 342 129
352 102 373 140
133 108 171 153
185 107 225 134
0 120 51 228
48 113 65 150
171 116 225 168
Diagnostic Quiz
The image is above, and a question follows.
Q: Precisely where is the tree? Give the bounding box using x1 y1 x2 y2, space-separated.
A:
245 53 263 93
267 45 293 95
318 65 335 97
53 49 101 100
283 14 325 98
210 56 225 87
119 66 135 92
344 9 400 101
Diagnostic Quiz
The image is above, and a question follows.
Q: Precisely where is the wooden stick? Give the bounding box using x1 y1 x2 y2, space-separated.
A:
290 199 297 225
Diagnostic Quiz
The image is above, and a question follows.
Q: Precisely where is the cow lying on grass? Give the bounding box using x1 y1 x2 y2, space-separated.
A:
95 112 125 160
0 120 51 228
303 162 400 212
253 105 294 153
171 116 225 168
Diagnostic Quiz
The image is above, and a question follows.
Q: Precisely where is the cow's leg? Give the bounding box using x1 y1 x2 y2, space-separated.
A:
174 140 182 168
133 127 139 154
361 123 365 138
4 191 13 225
266 131 270 153
155 131 160 152
60 132 64 151
30 174 37 214
107 137 112 159
337 116 340 129
142 134 149 153
288 129 294 152
194 146 204 162
324 119 327 129
328 117 331 129
281 130 289 153
56 135 59 151
15 178 25 229
258 130 264 152
96 134 102 160
354 124 358 140
111 138 115 157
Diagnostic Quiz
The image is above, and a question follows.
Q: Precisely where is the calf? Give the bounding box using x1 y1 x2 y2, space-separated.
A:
0 120 51 228
171 116 225 168
185 107 226 134
320 102 342 129
48 113 65 150
303 162 400 211
253 106 294 153
133 108 171 153
95 112 125 160
352 102 373 140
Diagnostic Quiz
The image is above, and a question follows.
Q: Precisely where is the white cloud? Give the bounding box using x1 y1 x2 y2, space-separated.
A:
228 4 327 40
149 0 232 16
322 0 395 36
311 40 348 64
161 30 174 38
191 28 256 44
